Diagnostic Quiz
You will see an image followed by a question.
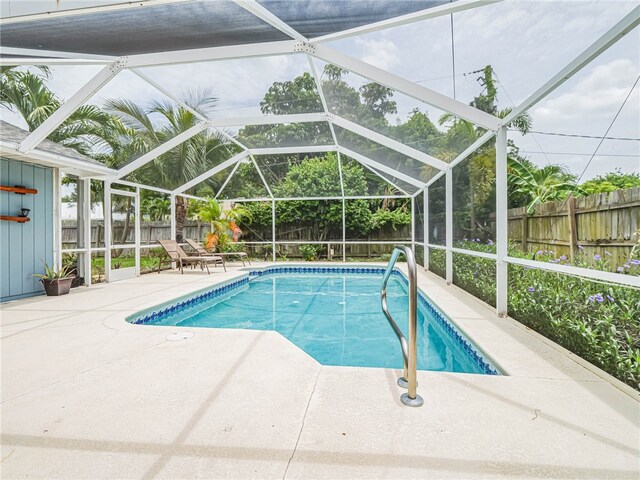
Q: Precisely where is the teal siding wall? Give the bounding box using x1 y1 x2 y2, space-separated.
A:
0 158 54 301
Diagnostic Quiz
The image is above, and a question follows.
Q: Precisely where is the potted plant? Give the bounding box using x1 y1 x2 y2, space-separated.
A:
34 263 75 296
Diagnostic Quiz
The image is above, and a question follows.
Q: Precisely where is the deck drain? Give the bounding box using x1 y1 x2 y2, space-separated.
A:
166 332 194 341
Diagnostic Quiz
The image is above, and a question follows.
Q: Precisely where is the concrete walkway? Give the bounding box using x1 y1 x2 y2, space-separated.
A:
1 263 638 479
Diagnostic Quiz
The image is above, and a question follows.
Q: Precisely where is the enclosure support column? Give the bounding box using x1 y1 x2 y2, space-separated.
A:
271 200 276 262
104 181 111 283
53 168 62 270
424 188 429 271
170 193 176 269
411 196 416 251
134 187 141 277
170 194 176 241
81 178 92 286
342 198 346 262
496 126 508 316
445 169 453 284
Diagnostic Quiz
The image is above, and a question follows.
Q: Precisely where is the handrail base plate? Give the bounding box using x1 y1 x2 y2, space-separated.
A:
401 393 424 407
397 377 419 389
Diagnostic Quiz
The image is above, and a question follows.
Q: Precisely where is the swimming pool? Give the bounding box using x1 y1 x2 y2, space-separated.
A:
129 267 499 375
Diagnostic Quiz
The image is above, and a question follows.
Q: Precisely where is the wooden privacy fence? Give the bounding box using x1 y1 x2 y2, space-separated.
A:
62 221 412 258
499 187 639 269
62 221 207 249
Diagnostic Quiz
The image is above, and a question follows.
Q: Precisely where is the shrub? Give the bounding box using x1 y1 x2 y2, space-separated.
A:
428 240 640 390
299 244 320 261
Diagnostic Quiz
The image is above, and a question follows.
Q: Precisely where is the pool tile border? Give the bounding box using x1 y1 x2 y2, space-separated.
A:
130 266 500 375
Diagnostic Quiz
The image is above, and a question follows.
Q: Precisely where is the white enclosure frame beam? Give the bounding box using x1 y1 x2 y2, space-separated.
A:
126 40 297 68
0 58 111 66
81 178 92 286
104 181 112 282
115 121 210 178
233 195 410 202
215 161 242 200
502 5 640 125
307 55 340 148
110 180 203 201
445 169 453 284
448 130 497 169
134 187 141 277
411 196 416 248
0 46 118 61
506 257 639 289
170 194 176 241
330 114 449 171
311 44 500 131
339 147 424 189
232 0 307 41
354 161 411 196
173 151 250 194
53 169 62 270
412 130 497 198
131 69 252 154
210 112 324 128
423 189 429 271
271 200 276 261
250 145 335 155
495 126 508 316
18 63 121 153
312 0 501 43
251 156 274 198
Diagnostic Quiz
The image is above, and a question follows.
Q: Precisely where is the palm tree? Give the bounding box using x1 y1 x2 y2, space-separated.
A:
143 197 171 221
104 89 241 241
0 67 111 155
195 198 252 249
508 158 583 214
431 65 532 236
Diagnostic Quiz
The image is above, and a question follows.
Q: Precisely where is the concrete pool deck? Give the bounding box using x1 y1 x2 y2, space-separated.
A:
1 262 638 479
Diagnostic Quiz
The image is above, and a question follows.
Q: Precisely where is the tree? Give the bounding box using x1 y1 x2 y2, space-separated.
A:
273 153 373 241
105 89 240 241
195 198 252 249
579 169 640 195
142 196 171 221
0 67 113 155
434 65 532 237
359 83 396 120
508 158 583 214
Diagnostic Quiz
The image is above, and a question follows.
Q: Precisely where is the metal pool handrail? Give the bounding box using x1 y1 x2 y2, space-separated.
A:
381 245 424 407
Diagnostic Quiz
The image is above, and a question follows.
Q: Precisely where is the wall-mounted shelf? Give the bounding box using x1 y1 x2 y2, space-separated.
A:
0 185 38 195
1 216 30 223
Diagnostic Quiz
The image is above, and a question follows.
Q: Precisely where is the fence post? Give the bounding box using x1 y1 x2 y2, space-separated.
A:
567 194 578 260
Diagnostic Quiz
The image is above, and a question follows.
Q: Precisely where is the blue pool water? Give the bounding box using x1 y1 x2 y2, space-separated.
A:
130 267 498 375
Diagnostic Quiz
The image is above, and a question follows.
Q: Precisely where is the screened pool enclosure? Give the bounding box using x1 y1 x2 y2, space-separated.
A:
1 0 638 315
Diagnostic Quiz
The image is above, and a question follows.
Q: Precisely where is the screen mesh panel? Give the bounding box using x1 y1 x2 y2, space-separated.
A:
0 1 288 56
256 0 449 39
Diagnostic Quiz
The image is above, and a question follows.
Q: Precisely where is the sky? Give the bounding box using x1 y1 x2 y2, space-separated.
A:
1 0 638 182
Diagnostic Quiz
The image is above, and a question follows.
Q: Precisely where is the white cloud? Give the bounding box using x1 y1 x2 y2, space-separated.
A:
533 58 639 129
355 37 400 71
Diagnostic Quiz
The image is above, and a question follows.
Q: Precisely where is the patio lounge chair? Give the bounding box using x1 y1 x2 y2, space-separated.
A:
183 239 228 271
158 239 224 274
185 238 250 266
